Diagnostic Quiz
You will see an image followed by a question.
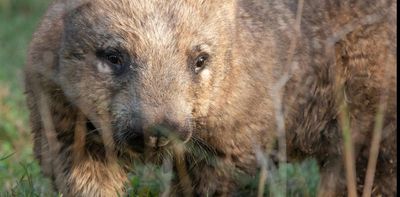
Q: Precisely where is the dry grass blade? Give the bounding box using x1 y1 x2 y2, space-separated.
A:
256 145 268 197
361 104 385 197
362 32 391 197
173 143 193 197
257 163 268 197
339 100 357 197
72 112 86 162
160 158 173 197
35 81 61 177
266 0 305 196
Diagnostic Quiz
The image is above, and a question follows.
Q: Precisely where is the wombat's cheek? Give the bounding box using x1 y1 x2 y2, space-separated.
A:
57 64 115 119
109 103 143 153
94 61 113 74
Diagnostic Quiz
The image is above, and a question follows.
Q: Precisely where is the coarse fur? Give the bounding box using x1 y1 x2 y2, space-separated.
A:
25 0 396 196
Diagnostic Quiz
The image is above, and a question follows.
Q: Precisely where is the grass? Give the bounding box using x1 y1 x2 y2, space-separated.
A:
0 1 321 196
0 0 55 196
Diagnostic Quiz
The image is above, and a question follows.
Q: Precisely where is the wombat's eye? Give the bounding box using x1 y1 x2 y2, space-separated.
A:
193 53 209 74
97 48 127 75
106 53 126 75
107 54 122 65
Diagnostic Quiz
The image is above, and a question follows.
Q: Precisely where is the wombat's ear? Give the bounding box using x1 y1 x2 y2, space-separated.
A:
61 0 97 51
62 0 92 30
64 0 91 13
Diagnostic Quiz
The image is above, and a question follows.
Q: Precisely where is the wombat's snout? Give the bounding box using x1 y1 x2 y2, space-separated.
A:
126 126 145 153
145 122 176 148
127 118 192 152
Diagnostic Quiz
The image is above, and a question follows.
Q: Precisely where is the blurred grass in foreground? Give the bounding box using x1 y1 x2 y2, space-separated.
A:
0 0 55 195
0 0 320 196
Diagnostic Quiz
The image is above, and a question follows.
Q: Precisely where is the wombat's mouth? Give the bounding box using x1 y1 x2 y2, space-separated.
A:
116 123 192 154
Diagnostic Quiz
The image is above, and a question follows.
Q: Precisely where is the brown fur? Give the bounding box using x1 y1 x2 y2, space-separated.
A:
25 0 396 196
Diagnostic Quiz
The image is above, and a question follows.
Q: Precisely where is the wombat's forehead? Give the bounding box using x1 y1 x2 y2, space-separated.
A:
84 0 213 47
91 0 207 24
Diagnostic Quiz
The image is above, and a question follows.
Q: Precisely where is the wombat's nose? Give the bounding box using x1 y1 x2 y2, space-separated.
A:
126 127 145 153
145 117 192 147
145 124 172 148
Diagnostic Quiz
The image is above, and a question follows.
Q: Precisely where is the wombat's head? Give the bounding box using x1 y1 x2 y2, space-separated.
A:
58 0 236 154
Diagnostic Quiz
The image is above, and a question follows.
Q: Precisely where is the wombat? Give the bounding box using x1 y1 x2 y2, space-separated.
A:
25 0 396 196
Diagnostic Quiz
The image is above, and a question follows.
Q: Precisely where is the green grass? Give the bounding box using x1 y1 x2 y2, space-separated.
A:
0 1 320 196
0 0 55 196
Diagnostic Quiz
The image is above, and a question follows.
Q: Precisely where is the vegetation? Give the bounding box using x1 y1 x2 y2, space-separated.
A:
0 0 56 196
